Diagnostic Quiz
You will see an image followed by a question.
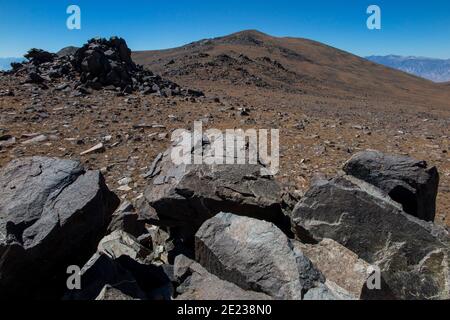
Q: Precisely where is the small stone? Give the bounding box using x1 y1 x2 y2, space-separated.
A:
118 177 132 186
117 185 132 192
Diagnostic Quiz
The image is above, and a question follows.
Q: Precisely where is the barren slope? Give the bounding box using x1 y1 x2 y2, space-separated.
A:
1 30 449 227
133 30 450 109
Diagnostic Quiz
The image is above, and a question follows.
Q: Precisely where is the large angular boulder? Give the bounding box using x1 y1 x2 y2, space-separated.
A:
195 212 326 300
174 255 272 300
291 175 449 300
137 132 290 244
0 157 119 299
343 150 439 221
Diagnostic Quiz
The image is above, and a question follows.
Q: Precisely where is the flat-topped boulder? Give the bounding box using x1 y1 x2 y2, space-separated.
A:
137 132 289 244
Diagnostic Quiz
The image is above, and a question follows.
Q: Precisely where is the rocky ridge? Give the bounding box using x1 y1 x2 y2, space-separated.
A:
5 37 204 98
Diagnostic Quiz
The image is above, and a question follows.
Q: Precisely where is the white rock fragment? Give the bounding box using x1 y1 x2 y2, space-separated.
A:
80 143 105 156
21 134 48 145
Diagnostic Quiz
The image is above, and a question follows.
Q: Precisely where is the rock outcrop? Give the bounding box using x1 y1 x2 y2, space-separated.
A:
0 148 448 301
343 150 439 222
0 157 119 299
8 37 204 97
137 132 290 244
291 175 449 300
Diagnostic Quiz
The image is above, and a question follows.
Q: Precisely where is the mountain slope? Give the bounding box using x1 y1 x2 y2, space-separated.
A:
133 30 449 110
366 55 450 83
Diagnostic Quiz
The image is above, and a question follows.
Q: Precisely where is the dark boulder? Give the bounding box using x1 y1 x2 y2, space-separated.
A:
174 255 272 300
65 230 173 300
73 37 136 90
0 157 119 299
64 253 147 300
195 212 326 300
343 150 439 222
291 175 449 300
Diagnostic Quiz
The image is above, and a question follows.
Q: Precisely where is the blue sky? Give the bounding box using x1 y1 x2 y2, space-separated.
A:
0 0 449 58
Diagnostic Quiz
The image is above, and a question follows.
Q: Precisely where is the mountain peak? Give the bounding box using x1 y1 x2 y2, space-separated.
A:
213 29 273 46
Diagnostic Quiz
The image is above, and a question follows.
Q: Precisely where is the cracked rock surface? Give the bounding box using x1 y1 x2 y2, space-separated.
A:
291 175 450 300
195 212 325 300
174 255 272 300
0 156 119 299
137 132 290 244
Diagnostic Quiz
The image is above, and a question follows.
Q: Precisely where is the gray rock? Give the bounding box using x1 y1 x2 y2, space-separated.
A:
64 253 147 300
195 212 324 300
0 135 16 147
295 239 393 300
0 157 119 299
303 284 337 300
97 230 152 264
65 230 173 300
107 201 147 238
291 175 449 300
21 134 48 145
96 284 140 300
137 132 289 244
174 255 272 300
343 150 439 221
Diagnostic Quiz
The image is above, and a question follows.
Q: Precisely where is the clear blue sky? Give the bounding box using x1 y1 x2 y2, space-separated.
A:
1 0 449 58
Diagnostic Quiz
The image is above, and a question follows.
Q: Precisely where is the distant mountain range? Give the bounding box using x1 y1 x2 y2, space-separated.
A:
366 55 450 83
0 57 24 71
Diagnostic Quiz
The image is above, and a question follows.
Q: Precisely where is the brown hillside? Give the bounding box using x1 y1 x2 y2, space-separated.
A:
133 30 450 110
1 30 449 226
